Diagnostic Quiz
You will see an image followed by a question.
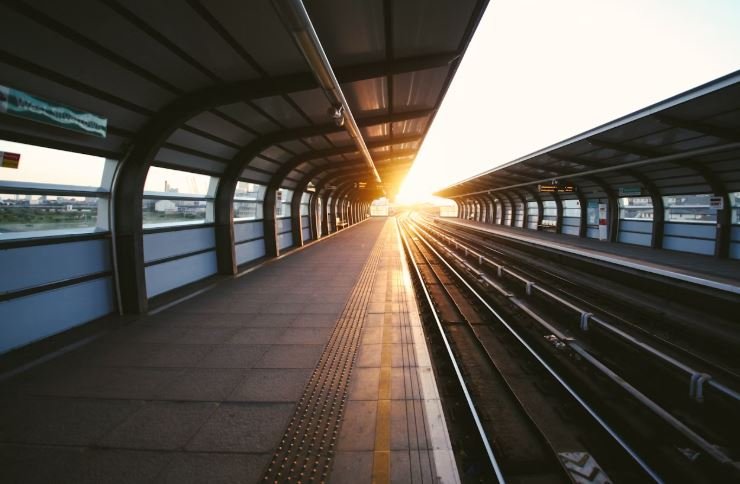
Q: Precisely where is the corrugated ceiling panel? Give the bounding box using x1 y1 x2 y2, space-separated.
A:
218 102 280 134
303 136 333 150
247 157 279 173
289 88 335 124
205 0 305 76
166 129 238 160
0 7 175 110
662 135 725 153
362 124 390 139
280 140 311 155
324 131 353 146
393 66 450 112
591 117 668 144
123 1 259 81
24 0 213 91
343 77 388 116
252 95 309 129
309 0 385 66
393 0 476 57
260 145 292 162
704 109 740 130
240 169 272 184
392 116 430 136
185 112 256 147
662 83 740 119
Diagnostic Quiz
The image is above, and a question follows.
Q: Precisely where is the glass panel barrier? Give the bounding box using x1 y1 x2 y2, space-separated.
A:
619 196 653 220
663 194 716 224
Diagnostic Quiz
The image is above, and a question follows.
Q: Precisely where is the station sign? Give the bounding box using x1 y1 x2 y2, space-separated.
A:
709 196 724 210
538 183 576 193
619 186 642 197
0 85 107 138
0 151 20 169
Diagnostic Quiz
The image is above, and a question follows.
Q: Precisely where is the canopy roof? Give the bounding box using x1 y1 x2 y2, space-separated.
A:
0 0 488 198
436 70 740 200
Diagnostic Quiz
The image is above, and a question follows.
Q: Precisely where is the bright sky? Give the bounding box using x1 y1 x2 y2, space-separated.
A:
396 0 740 204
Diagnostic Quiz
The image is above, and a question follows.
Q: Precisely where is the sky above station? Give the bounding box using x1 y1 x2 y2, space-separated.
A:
396 0 740 204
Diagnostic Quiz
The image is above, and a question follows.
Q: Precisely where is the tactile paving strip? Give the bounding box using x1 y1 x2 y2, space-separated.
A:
262 229 387 483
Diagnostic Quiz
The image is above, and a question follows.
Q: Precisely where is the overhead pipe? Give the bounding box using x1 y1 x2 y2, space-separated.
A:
272 0 384 191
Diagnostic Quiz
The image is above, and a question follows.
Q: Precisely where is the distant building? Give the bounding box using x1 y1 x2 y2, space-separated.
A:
154 200 177 212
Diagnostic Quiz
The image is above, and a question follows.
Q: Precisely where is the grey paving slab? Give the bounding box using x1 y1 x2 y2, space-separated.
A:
391 450 435 484
155 368 246 401
391 399 431 450
336 400 377 451
140 312 252 328
81 448 175 484
99 401 217 450
330 451 374 484
1 445 175 484
290 314 338 327
76 342 215 368
392 344 420 367
186 403 294 453
391 366 423 401
348 367 381 401
227 368 312 402
277 327 332 345
355 343 382 368
156 452 271 484
0 444 86 484
0 218 416 484
22 367 184 400
0 397 141 446
360 326 383 345
196 345 269 369
238 314 298 327
254 344 324 368
256 302 308 314
226 327 286 344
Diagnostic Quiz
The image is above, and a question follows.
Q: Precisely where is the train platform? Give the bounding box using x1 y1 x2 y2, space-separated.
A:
0 217 457 484
436 217 740 295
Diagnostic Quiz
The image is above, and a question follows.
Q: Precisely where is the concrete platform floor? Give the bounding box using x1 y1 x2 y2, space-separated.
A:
0 217 457 484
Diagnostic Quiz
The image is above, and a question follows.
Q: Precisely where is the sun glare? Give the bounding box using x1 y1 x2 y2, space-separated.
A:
394 0 740 206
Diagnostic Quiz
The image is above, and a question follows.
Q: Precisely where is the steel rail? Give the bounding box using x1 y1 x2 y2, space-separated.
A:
404 216 663 482
396 217 505 483
403 217 572 482
417 214 740 404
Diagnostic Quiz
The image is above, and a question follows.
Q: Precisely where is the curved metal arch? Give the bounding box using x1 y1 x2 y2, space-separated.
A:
507 190 527 228
471 195 485 223
267 134 422 191
259 137 418 255
113 54 456 312
498 191 514 226
482 193 497 224
514 186 541 229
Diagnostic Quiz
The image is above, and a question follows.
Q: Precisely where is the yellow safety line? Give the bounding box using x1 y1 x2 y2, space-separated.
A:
372 256 394 484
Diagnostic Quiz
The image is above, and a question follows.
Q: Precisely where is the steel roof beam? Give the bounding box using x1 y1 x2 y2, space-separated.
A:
655 115 740 143
272 0 383 185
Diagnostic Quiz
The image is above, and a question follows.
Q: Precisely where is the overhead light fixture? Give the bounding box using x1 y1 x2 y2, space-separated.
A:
328 105 344 127
272 0 383 191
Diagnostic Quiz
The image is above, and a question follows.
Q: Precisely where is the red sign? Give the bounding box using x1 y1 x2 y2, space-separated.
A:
0 151 20 169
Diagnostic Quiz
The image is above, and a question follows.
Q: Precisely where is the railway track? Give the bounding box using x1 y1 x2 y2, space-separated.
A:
422 213 740 381
398 213 740 483
414 214 740 442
